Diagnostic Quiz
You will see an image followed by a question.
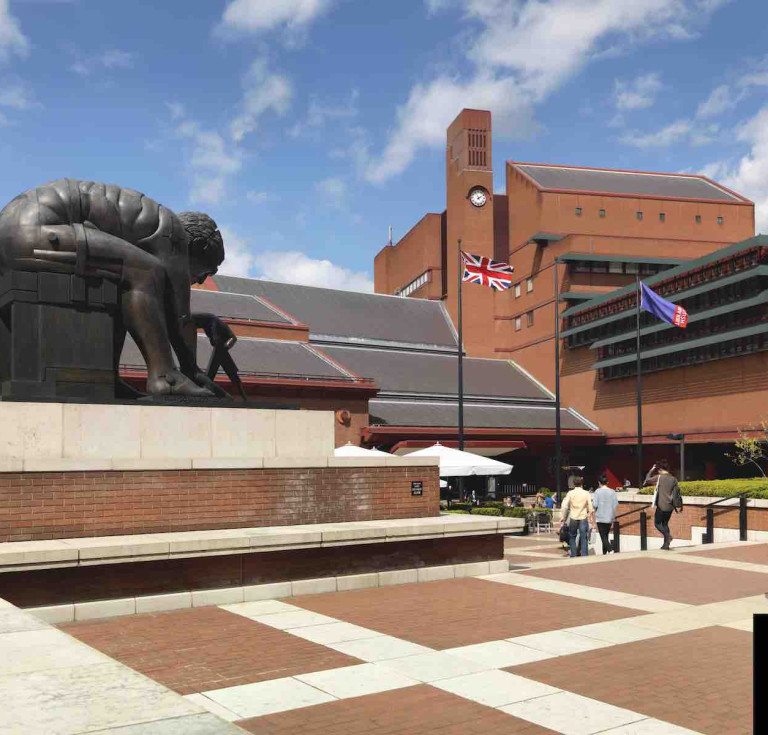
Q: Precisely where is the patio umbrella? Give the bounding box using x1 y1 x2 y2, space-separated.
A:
403 443 513 477
334 442 392 458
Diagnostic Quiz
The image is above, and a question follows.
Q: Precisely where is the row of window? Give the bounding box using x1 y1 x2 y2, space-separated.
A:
514 311 535 331
514 278 534 297
395 271 430 297
571 260 673 276
574 207 724 225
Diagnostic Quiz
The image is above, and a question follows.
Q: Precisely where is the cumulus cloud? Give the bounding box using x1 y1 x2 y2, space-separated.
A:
620 119 692 148
217 226 257 277
217 0 334 38
70 49 134 77
0 0 28 62
230 58 293 143
315 177 347 209
289 90 358 138
614 73 662 110
696 84 735 119
252 250 374 292
367 0 726 182
0 79 35 109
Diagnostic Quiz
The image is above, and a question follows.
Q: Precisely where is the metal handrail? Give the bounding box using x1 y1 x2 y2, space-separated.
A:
703 490 750 507
702 491 751 544
615 504 649 520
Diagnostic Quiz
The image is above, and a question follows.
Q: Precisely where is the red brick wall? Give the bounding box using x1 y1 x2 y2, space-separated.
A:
615 500 768 540
0 466 439 542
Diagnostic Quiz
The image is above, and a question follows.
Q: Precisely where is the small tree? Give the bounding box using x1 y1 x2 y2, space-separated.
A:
728 421 768 478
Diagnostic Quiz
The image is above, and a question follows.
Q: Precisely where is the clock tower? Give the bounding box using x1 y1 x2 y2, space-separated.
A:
444 109 498 357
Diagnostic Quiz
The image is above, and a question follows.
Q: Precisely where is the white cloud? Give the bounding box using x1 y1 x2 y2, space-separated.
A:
166 101 186 120
696 84 735 118
230 58 293 143
289 90 358 138
620 119 692 147
614 72 662 110
70 49 134 76
246 190 276 203
217 226 256 277
0 0 28 62
0 79 35 109
253 250 374 292
368 0 726 182
217 0 334 37
315 177 347 208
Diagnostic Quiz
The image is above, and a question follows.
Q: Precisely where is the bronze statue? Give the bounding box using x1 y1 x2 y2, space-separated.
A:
0 179 233 400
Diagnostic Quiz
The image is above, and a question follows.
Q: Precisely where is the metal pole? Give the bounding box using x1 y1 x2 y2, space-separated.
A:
679 436 685 482
740 496 748 542
640 510 647 551
457 241 464 452
705 507 714 544
636 272 643 491
612 520 620 554
554 259 562 506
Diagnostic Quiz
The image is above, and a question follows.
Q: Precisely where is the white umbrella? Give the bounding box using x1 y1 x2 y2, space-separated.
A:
334 442 391 458
404 443 513 477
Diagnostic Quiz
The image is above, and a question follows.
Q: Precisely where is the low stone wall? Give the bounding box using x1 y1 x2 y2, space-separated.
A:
0 463 439 542
615 493 768 543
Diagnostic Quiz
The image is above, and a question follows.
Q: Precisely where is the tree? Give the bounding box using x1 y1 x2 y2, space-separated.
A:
728 421 768 478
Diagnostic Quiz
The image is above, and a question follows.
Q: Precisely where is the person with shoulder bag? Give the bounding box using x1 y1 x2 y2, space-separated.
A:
643 459 680 550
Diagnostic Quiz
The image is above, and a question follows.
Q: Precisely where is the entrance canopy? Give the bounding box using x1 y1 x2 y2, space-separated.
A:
403 443 513 477
334 442 392 458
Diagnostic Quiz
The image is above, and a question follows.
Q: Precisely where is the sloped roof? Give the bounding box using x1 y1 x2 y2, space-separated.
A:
211 275 457 348
321 345 550 399
369 399 595 431
191 289 293 324
512 163 747 203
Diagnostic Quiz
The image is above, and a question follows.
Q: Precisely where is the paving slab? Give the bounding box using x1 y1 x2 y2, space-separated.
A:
295 662 419 699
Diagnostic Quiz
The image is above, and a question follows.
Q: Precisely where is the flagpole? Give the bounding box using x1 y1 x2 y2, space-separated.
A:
553 259 562 506
457 240 465 453
636 272 643 491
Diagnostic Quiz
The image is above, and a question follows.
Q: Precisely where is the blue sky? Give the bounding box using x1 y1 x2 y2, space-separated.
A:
0 0 767 291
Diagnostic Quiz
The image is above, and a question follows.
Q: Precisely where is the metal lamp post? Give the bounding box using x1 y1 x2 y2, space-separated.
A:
667 433 685 481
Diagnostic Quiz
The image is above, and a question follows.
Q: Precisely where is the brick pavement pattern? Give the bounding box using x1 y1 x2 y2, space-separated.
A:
293 578 641 649
690 542 768 565
236 685 559 735
61 607 360 695
508 626 752 735
524 556 768 604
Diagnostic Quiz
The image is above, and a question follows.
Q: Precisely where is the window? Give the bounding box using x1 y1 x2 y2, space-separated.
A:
575 207 582 216
526 310 534 327
717 216 724 225
514 283 521 298
608 261 623 274
515 317 522 331
636 211 644 221
695 215 702 224
625 262 639 274
599 209 606 218
659 212 666 222
526 278 534 293
395 271 430 297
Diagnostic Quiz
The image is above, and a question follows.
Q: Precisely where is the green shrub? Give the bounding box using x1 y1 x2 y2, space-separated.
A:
504 507 530 518
537 487 552 496
637 478 768 498
480 501 506 510
472 507 502 516
449 502 474 512
443 509 471 514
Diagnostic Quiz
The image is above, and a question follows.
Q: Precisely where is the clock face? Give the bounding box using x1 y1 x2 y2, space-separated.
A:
469 187 488 208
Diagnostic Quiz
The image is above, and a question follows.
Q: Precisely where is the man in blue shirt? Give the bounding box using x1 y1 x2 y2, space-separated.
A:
593 475 618 554
544 493 555 510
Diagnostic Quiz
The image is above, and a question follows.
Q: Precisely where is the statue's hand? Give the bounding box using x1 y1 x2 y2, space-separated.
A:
191 370 230 399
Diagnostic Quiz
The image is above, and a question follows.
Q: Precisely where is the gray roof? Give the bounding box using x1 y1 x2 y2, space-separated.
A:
515 164 743 203
191 289 292 324
321 345 551 399
120 336 353 380
369 399 595 431
212 276 457 348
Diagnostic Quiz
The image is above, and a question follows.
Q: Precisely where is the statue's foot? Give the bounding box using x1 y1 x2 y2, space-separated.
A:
147 369 215 398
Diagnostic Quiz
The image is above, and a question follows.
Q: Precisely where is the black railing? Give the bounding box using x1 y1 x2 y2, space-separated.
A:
612 505 649 554
702 492 750 544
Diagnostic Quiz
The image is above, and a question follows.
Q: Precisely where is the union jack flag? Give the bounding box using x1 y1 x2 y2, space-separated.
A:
461 251 515 291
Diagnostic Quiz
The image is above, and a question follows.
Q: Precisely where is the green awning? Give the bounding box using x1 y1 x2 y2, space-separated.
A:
557 252 686 266
560 292 597 301
561 266 768 339
532 232 564 243
590 289 768 349
591 322 768 370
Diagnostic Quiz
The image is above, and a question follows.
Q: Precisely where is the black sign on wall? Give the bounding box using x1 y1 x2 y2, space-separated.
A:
411 481 423 496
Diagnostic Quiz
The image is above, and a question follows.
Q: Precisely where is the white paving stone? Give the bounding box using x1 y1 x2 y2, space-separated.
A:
296 663 419 699
444 639 554 668
376 651 492 682
432 669 560 708
242 610 339 630
87 712 247 733
721 618 753 632
221 600 301 617
564 620 663 645
202 677 336 719
509 630 613 656
326 635 432 662
183 693 241 722
0 607 49 634
598 719 703 734
0 628 108 676
500 691 646 734
289 622 383 645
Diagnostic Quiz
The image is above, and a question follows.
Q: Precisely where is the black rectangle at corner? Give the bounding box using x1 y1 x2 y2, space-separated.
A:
755 613 768 733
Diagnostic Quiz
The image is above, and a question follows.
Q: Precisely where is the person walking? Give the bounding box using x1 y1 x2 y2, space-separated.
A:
559 476 594 557
593 475 618 554
644 459 681 550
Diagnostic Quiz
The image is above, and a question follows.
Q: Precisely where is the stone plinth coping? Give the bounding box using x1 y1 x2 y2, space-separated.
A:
616 492 768 509
0 455 440 473
0 515 523 572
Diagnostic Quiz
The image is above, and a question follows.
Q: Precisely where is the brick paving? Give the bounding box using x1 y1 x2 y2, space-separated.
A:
524 556 768 604
293 578 641 649
236 685 559 735
508 626 752 735
61 607 360 694
690 542 768 565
